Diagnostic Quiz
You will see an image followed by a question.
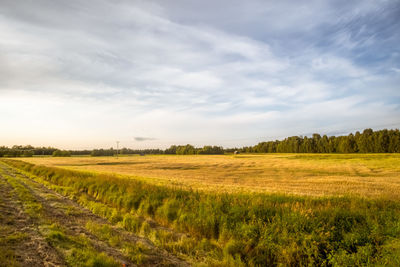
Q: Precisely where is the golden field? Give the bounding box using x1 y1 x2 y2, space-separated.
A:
21 153 400 199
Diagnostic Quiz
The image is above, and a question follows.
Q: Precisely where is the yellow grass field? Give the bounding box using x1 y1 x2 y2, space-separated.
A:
21 153 400 199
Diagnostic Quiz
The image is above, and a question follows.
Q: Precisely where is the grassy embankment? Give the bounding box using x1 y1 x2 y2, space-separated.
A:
3 158 400 266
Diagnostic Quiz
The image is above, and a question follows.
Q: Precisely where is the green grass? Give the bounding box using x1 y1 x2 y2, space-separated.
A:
2 172 43 219
3 159 400 266
44 223 120 267
85 221 149 264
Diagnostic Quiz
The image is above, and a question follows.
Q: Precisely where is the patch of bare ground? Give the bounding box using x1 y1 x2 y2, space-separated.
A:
0 163 189 266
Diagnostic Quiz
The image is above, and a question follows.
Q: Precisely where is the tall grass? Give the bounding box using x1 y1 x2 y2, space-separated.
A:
4 159 400 266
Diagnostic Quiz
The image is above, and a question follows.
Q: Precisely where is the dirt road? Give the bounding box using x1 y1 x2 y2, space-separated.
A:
0 162 188 267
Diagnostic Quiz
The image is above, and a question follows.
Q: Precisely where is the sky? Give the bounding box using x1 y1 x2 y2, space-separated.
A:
1 0 400 149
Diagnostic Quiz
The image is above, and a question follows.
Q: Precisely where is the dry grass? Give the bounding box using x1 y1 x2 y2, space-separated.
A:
21 153 400 199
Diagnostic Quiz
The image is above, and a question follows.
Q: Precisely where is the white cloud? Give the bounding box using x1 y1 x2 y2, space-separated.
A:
0 0 399 148
311 56 368 78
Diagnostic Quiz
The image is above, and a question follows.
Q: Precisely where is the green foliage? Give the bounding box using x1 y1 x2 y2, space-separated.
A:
52 150 71 157
5 159 400 266
166 144 224 155
176 144 196 155
68 249 120 267
197 146 224 155
119 147 164 155
252 128 400 153
0 145 58 157
91 149 114 157
121 213 142 233
46 227 68 244
164 145 178 154
22 150 34 157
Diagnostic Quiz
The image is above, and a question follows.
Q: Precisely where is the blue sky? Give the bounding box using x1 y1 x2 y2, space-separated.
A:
1 0 399 149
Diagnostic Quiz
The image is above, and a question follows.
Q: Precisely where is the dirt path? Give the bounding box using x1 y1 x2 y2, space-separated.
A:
0 163 189 266
0 168 64 267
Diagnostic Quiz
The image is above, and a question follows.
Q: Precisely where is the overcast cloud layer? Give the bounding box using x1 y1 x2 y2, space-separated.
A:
1 0 399 149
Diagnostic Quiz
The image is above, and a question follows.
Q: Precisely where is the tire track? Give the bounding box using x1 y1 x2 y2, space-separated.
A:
0 168 64 267
0 162 189 266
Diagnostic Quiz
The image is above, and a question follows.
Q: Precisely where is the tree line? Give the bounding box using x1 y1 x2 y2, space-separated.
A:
164 145 224 155
0 146 57 157
1 128 399 157
92 145 224 156
91 148 164 156
244 128 400 153
0 144 224 157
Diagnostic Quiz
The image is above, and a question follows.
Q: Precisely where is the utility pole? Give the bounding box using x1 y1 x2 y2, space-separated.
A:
116 141 119 158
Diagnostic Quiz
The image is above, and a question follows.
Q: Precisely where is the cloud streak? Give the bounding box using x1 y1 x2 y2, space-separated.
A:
134 137 156 142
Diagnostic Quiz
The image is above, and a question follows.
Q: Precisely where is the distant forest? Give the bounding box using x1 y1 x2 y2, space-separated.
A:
243 128 400 153
0 128 399 157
